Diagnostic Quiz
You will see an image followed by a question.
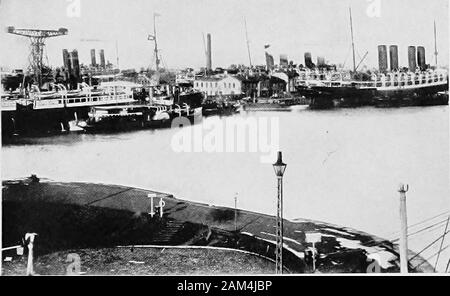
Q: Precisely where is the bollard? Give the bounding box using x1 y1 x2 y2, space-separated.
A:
148 193 156 218
25 233 38 276
159 197 166 218
398 184 409 274
305 232 321 273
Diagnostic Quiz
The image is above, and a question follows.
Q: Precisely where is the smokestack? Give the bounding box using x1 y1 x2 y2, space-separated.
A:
417 46 426 70
408 46 416 72
265 52 274 70
280 54 288 67
206 33 212 71
90 49 97 67
100 49 106 69
317 56 326 68
62 49 72 82
378 45 388 72
304 52 314 69
62 49 71 69
70 49 80 81
389 45 399 71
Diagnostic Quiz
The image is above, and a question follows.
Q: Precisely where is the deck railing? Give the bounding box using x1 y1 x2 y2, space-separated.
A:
296 70 448 89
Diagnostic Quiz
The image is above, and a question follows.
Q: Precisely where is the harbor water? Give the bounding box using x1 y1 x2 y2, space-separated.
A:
2 106 449 271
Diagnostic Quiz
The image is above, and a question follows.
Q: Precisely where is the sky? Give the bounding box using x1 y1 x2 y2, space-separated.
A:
0 0 448 71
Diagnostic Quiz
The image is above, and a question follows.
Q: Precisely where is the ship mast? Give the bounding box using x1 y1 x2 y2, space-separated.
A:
244 17 253 68
202 32 207 75
153 13 160 72
115 40 120 70
434 20 438 67
349 6 356 73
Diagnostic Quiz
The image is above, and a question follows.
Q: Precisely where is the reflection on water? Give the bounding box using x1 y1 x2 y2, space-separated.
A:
2 106 449 271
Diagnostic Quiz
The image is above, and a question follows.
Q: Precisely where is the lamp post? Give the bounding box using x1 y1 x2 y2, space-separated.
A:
273 151 287 274
398 183 409 274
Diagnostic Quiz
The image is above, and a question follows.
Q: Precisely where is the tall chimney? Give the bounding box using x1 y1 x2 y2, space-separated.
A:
206 33 212 71
70 49 80 81
317 56 326 68
280 54 288 67
389 45 399 71
90 49 97 67
304 52 314 69
408 46 416 72
378 45 388 72
417 46 426 70
100 49 106 69
62 49 72 82
265 52 274 70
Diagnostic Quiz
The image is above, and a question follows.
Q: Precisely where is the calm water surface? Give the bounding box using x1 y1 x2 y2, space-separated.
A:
2 106 449 271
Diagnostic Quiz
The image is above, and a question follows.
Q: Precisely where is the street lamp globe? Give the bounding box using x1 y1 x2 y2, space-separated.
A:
273 151 287 177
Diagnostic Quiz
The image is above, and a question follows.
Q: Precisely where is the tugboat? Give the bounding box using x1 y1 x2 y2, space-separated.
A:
202 98 241 116
79 104 171 132
243 95 309 112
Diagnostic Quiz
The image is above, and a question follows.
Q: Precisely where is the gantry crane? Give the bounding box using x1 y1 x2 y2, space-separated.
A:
7 26 68 87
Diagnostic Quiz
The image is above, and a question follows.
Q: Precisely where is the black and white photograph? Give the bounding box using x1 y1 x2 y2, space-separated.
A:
0 0 449 279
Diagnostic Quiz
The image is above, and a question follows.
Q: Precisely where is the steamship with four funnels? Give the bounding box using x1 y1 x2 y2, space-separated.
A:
297 45 448 108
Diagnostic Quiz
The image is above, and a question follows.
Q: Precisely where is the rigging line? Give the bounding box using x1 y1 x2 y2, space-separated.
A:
280 217 450 261
407 211 450 229
446 258 450 273
313 233 435 262
412 243 450 271
356 50 363 61
390 218 448 242
409 230 450 262
406 227 448 244
387 222 444 244
434 215 450 271
426 244 450 262
384 211 450 238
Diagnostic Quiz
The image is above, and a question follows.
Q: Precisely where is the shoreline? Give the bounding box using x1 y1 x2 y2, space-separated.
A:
2 177 435 274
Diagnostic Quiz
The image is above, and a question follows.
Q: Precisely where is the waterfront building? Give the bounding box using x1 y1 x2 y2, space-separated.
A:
193 74 242 98
271 70 298 93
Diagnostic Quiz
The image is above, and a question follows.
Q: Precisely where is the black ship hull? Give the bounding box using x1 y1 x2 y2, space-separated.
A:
83 116 171 133
202 101 240 116
2 105 93 139
83 112 201 133
303 82 449 109
2 91 204 138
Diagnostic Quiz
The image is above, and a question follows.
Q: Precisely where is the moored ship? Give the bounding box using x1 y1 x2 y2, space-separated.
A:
79 104 171 132
1 82 137 137
297 68 448 108
295 9 448 108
